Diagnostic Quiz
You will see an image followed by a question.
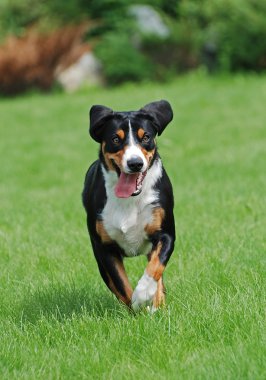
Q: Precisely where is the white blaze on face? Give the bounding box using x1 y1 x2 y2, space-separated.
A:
122 120 148 173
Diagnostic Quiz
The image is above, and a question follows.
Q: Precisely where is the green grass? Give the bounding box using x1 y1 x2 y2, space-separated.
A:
0 73 265 379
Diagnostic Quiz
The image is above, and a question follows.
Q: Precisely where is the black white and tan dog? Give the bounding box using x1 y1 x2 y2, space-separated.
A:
82 100 175 311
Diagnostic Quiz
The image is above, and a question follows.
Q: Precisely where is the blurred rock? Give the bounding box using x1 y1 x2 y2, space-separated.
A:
56 52 102 92
129 5 170 38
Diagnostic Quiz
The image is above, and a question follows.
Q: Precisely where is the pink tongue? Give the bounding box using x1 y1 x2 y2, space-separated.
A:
115 172 138 198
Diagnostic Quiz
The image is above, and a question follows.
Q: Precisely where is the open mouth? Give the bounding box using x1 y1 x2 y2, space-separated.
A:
115 171 147 198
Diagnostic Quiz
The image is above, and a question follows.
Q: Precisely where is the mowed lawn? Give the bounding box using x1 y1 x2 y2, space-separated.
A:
0 73 265 379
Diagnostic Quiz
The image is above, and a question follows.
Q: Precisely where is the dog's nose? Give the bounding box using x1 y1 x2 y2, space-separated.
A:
127 156 144 172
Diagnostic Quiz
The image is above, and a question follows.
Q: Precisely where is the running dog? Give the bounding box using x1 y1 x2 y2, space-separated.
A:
82 100 175 311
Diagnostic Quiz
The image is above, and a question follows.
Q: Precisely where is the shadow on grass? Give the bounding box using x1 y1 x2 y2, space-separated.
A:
15 281 126 325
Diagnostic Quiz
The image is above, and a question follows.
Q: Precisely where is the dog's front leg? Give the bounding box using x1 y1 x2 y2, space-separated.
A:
131 233 174 311
92 240 133 306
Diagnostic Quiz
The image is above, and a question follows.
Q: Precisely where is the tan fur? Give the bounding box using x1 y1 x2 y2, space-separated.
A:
145 207 165 235
102 142 127 171
153 277 166 308
106 273 129 305
106 259 133 306
137 128 145 139
140 146 155 165
101 142 114 171
146 242 165 281
96 220 113 244
117 129 125 140
113 258 133 304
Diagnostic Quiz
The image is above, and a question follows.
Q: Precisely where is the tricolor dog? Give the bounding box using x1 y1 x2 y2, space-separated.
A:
82 100 175 311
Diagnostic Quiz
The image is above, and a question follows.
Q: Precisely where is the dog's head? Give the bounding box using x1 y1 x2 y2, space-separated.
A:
89 100 173 198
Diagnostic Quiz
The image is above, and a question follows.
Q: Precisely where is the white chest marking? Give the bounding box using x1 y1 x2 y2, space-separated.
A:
101 160 162 257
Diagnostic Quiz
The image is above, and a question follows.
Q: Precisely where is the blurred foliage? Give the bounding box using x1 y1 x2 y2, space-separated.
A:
96 32 153 85
141 26 199 78
0 0 45 38
0 0 129 38
179 0 266 72
0 0 126 37
0 0 266 88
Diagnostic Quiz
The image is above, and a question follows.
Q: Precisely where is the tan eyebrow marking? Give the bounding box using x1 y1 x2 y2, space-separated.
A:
137 128 145 139
117 129 125 140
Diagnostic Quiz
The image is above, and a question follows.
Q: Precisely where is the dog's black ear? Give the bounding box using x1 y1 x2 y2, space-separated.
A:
89 105 114 142
140 100 173 136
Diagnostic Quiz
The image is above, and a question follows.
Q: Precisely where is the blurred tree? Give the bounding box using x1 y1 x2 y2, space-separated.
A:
0 0 266 92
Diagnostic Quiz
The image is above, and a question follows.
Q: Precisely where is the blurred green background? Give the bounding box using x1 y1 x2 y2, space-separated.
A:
0 0 266 95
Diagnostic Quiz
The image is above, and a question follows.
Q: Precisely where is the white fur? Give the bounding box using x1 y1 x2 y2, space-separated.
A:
101 159 162 257
101 127 162 310
131 271 157 311
122 121 148 173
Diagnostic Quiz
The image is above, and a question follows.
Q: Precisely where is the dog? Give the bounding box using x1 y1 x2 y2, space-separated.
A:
82 100 175 311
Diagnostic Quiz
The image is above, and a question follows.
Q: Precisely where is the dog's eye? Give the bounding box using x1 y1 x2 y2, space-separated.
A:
112 135 120 144
142 134 150 143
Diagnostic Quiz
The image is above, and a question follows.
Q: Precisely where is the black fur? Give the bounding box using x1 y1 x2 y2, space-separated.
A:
82 100 175 308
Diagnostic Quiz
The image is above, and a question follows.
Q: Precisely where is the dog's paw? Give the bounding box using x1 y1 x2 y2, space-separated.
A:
131 272 157 311
146 305 158 314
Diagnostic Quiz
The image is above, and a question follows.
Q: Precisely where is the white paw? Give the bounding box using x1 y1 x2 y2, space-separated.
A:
131 272 157 311
146 305 158 314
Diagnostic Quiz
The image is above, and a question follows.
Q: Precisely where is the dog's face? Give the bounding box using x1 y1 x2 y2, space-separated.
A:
89 100 173 198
